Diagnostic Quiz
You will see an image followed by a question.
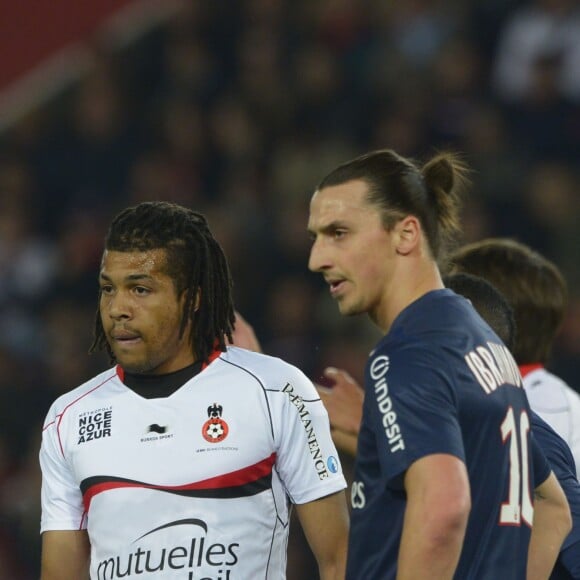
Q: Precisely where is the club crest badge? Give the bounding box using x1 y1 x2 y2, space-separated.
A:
202 403 229 443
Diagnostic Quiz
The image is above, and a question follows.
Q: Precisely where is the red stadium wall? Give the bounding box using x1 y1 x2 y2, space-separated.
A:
0 0 136 91
0 0 182 130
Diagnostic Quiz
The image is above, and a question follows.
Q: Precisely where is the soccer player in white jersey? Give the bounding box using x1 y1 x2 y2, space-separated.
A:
39 201 349 580
450 238 580 478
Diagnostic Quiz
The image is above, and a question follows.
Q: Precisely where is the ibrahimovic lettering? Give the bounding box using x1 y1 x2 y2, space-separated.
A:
465 342 523 394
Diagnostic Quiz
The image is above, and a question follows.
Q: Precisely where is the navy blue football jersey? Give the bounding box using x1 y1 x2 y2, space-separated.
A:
531 412 580 580
346 289 550 580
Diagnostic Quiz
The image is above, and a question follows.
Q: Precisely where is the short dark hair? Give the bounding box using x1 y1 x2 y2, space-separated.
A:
444 272 516 350
317 149 470 262
90 201 235 364
448 238 567 364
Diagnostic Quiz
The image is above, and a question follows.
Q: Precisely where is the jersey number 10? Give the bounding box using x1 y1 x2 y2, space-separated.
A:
500 407 533 526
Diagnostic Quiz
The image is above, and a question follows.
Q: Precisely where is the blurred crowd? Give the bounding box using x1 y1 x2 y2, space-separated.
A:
0 0 578 577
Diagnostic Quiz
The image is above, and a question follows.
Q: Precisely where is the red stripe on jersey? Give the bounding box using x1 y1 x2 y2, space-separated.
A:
202 348 223 369
82 452 276 511
518 363 543 378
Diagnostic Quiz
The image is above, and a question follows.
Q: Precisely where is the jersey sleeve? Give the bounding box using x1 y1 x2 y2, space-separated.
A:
366 344 465 489
566 389 580 480
530 432 551 489
531 412 580 562
270 367 347 505
39 404 86 533
552 439 580 577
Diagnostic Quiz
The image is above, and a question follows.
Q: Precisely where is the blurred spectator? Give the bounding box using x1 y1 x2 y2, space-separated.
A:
492 0 580 102
32 51 139 233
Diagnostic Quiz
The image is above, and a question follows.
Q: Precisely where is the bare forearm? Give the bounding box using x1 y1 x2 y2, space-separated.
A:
41 530 90 580
527 502 571 580
296 492 349 580
318 550 348 580
527 472 572 580
398 456 470 580
397 518 464 580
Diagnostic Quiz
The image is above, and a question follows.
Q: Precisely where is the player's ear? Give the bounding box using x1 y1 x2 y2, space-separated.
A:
395 216 420 256
181 287 201 312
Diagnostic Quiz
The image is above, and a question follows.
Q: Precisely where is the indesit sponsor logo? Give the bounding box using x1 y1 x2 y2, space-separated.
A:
96 518 239 579
78 407 112 444
282 383 329 480
370 355 405 453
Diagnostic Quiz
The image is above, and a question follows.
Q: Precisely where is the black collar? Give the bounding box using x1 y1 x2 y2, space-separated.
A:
123 360 203 399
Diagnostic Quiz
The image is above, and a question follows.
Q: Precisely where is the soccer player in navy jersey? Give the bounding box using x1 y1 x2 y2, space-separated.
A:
307 149 570 579
317 272 580 578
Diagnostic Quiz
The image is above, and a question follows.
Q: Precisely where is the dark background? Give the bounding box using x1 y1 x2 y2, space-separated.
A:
0 0 578 577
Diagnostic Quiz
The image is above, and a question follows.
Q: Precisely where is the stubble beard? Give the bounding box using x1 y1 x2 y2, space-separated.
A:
336 295 365 318
109 342 155 374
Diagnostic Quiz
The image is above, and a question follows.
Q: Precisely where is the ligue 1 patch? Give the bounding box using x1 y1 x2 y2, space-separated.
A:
327 455 339 474
202 403 229 443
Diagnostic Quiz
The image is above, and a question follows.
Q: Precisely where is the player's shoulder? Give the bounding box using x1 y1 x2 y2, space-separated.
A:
44 367 120 420
525 368 580 409
218 346 314 394
392 289 481 340
369 333 449 391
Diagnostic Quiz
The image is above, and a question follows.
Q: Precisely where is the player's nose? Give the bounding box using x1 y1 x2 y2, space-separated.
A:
309 237 331 273
105 290 132 320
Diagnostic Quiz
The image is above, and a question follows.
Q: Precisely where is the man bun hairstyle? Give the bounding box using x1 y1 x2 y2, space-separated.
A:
90 201 235 365
317 149 469 261
421 152 467 255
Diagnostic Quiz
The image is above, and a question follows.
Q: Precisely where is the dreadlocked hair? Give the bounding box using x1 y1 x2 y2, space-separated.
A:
90 201 236 365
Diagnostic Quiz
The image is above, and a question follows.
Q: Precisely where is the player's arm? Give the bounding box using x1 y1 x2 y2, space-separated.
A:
527 471 572 580
40 410 91 580
329 427 359 456
316 367 364 457
398 453 471 580
295 490 350 580
228 311 262 352
41 529 90 580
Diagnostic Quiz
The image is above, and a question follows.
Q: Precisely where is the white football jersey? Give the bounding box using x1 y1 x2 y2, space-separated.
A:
522 364 580 478
40 347 346 579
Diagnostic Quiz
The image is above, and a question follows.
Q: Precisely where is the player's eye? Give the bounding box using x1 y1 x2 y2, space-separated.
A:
133 286 151 296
